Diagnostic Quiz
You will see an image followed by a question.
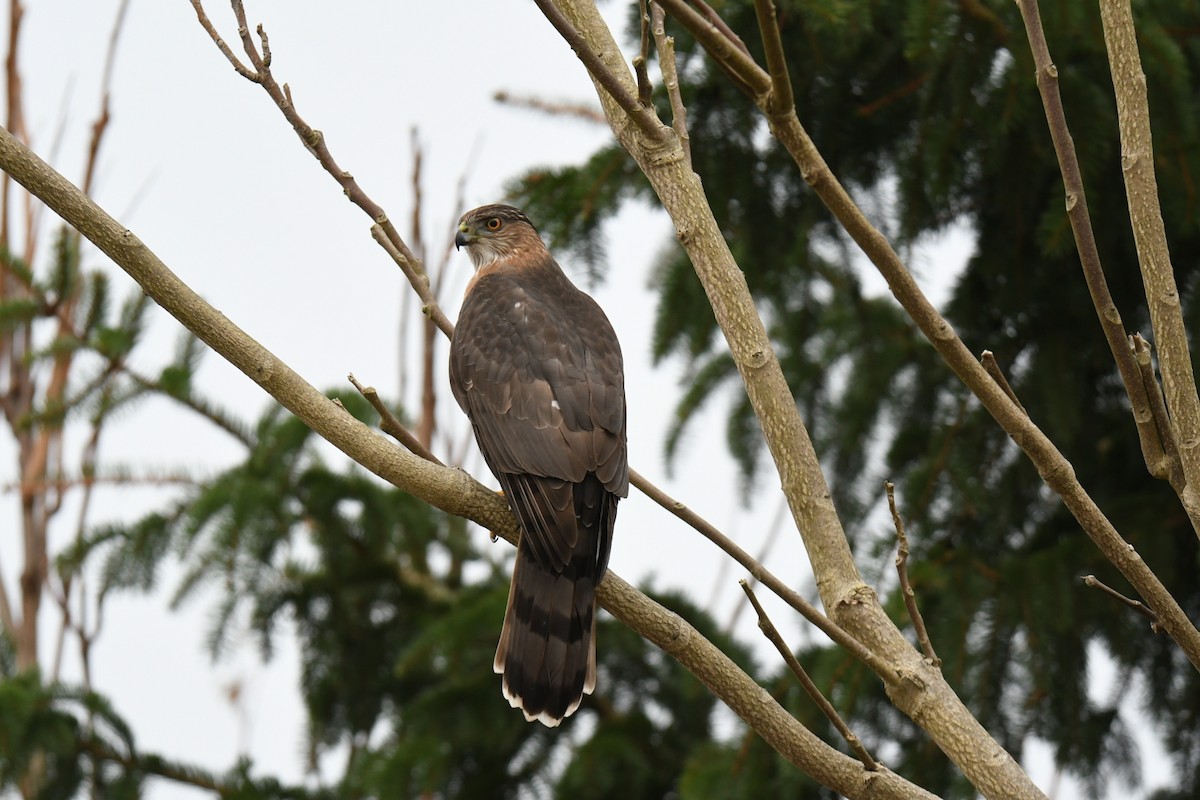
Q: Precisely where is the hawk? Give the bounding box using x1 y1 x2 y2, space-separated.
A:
449 204 628 727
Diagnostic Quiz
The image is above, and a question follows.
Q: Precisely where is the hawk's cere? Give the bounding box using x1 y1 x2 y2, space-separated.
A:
449 204 628 727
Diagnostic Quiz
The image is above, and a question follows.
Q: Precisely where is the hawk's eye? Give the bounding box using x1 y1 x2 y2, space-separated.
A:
486 217 502 231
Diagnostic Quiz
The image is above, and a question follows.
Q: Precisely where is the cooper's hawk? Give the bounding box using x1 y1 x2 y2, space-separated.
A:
449 204 628 727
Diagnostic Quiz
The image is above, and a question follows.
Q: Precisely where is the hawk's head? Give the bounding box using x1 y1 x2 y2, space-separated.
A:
455 204 541 269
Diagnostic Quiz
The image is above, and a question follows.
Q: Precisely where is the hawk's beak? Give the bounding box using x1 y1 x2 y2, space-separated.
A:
455 224 471 250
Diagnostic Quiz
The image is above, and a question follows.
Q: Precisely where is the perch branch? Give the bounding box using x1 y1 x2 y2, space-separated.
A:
740 579 878 771
0 122 936 800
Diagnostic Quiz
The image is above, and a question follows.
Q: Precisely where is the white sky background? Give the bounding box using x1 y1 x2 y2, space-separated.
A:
0 1 1173 798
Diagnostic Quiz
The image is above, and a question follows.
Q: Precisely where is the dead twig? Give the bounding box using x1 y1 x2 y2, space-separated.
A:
886 482 940 666
1082 574 1161 632
980 350 1027 416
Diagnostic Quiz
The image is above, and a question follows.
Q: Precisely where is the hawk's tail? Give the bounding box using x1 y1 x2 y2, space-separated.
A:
493 540 598 727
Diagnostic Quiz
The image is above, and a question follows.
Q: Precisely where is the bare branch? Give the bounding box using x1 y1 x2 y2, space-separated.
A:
650 2 691 167
531 0 667 141
886 482 940 666
348 373 443 467
740 579 879 771
751 0 793 114
491 91 606 124
81 0 130 197
659 0 1200 682
0 126 939 800
1013 0 1189 506
634 0 653 107
1097 0 1200 533
1082 574 1161 632
191 1 452 344
188 0 257 81
630 469 896 679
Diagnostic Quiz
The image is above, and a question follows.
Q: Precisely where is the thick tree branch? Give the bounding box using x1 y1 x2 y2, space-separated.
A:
555 3 1047 798
0 122 938 800
1096 0 1200 534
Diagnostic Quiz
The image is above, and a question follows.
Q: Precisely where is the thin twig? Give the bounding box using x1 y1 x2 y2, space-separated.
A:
650 2 691 167
371 223 453 337
191 0 452 343
188 0 257 81
980 350 1027 416
660 0 769 98
751 0 793 114
740 579 879 771
530 0 667 141
1131 333 1180 484
80 0 130 197
630 468 896 679
1096 0 1200 533
634 0 653 107
1082 574 1161 632
886 482 940 666
491 91 606 124
1013 0 1187 503
347 373 443 467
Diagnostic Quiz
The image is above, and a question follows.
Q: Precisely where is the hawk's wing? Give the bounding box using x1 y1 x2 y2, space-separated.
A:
449 265 627 572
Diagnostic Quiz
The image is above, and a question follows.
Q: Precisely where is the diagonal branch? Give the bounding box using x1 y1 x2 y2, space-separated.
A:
1096 0 1200 533
1014 0 1189 506
631 469 894 678
657 0 1200 681
189 0 453 338
751 0 793 114
740 579 878 771
531 0 667 141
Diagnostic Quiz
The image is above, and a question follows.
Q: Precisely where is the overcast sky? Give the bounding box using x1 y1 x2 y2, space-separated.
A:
0 2 1168 798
